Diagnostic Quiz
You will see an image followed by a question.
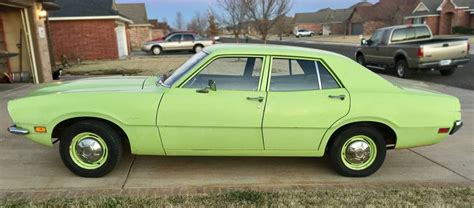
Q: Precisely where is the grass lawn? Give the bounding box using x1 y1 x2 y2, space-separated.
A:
2 186 472 207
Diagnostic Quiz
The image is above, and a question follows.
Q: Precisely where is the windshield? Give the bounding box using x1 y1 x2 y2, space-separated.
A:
161 51 208 87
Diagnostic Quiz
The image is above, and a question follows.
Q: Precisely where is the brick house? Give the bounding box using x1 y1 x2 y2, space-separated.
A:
0 0 59 83
405 0 474 35
148 19 170 39
48 0 133 61
116 3 153 50
294 2 372 35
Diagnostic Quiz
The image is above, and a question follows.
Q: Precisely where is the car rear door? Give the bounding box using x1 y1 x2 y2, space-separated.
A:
180 34 196 50
157 55 268 151
262 57 350 150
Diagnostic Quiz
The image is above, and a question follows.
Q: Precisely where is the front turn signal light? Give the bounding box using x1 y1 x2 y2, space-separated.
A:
34 126 47 133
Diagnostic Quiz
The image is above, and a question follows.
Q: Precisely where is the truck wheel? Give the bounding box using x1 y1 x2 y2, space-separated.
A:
395 60 412 78
356 54 366 67
151 46 161 55
59 120 123 177
440 67 456 76
329 126 386 177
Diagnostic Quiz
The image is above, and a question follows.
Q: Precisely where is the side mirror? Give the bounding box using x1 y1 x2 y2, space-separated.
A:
196 80 217 93
361 38 368 45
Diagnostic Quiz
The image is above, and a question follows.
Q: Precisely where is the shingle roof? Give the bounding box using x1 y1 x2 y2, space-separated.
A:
352 0 420 21
49 0 119 17
411 0 473 16
116 3 149 24
294 2 372 24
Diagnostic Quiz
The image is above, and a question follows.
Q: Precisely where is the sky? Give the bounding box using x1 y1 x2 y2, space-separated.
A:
116 0 378 27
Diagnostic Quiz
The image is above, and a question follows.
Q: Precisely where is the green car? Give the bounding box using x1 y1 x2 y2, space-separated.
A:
7 44 463 178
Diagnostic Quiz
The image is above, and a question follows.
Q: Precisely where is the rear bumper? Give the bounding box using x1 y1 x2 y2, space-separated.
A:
450 120 463 135
418 58 470 69
7 125 29 135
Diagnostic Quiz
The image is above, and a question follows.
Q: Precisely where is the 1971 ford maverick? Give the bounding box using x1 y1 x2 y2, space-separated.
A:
7 44 463 177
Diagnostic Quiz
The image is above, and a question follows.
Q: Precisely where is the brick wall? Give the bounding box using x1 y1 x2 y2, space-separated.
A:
362 21 387 35
425 16 439 35
471 15 474 28
295 23 322 33
151 29 166 39
329 22 346 35
49 20 118 61
128 25 151 50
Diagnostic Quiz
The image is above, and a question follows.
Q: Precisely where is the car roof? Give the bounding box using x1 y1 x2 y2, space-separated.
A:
204 44 346 60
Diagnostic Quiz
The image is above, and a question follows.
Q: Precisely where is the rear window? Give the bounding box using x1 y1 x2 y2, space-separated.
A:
391 27 431 42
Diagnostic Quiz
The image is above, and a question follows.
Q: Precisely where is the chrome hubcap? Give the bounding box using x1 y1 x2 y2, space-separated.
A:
195 46 202 52
75 138 104 164
153 48 160 54
345 141 371 164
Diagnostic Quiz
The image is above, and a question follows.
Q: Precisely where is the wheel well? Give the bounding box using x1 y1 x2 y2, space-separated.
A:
327 122 397 151
194 44 204 48
394 53 406 63
152 45 162 50
356 51 364 58
51 117 129 145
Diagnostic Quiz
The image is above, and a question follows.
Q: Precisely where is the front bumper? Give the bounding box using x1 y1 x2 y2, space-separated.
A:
142 44 153 52
450 120 463 135
7 125 29 135
418 58 470 69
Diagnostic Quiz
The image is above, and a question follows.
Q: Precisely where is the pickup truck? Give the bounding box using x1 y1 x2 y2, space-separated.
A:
142 32 214 55
355 25 470 78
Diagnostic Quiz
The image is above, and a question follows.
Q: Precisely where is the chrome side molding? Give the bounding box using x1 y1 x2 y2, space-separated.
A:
7 125 29 135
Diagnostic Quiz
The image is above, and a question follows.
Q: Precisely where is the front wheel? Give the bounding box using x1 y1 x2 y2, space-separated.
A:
329 127 386 177
151 46 162 55
193 45 203 53
440 67 456 76
59 120 123 177
356 54 366 67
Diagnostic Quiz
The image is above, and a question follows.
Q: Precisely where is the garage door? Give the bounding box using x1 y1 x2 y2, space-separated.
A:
115 24 128 58
322 24 331 35
351 23 363 35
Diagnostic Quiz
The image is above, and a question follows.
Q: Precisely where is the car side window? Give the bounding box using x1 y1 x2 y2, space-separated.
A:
370 30 383 45
183 57 263 91
183 34 194 41
270 58 339 91
168 34 181 42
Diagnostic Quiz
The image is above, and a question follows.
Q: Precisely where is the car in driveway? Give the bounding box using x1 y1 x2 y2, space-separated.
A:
142 32 214 55
7 44 462 178
295 29 315 38
356 24 470 78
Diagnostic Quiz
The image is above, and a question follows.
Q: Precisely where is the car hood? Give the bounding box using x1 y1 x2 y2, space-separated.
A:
29 76 153 96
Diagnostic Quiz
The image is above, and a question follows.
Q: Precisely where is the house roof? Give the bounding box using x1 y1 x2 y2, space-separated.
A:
294 1 372 24
49 0 120 17
352 0 419 22
411 0 473 17
116 3 149 25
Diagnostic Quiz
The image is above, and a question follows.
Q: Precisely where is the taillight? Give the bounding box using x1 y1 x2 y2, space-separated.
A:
417 47 424 58
468 43 471 52
438 128 450 134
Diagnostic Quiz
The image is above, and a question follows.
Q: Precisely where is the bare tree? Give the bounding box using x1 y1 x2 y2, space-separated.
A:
244 0 292 43
187 12 208 35
218 0 249 43
208 13 219 37
272 15 293 40
174 12 185 30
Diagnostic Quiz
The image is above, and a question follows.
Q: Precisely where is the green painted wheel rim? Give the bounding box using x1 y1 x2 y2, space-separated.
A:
69 132 108 170
341 135 377 170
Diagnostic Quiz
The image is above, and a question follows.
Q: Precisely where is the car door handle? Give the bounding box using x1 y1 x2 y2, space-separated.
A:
328 95 346 100
246 96 264 102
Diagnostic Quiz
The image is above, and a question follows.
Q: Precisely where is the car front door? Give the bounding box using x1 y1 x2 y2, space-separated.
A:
162 34 182 51
262 57 350 150
157 56 267 151
364 30 383 64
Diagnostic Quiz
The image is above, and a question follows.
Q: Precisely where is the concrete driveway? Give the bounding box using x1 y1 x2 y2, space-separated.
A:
0 76 472 194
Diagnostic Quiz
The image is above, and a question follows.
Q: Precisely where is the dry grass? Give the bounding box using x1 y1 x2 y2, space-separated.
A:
64 55 190 76
2 186 473 207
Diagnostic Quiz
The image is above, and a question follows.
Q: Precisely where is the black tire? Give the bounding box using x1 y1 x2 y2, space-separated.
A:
151 46 162 55
329 126 386 177
297 34 302 38
193 45 204 53
356 54 366 67
59 120 123 177
440 67 456 76
395 59 412 78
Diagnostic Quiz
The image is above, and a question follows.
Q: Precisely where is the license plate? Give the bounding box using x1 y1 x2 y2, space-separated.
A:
440 59 452 66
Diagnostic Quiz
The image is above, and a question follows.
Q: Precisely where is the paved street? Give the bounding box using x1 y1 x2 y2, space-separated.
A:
220 38 474 90
0 74 472 194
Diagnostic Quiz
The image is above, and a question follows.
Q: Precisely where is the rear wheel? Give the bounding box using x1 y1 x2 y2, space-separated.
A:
59 120 123 177
395 59 412 78
440 67 456 76
329 127 386 177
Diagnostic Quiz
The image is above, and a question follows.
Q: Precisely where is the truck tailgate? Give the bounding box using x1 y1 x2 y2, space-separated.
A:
421 40 468 63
